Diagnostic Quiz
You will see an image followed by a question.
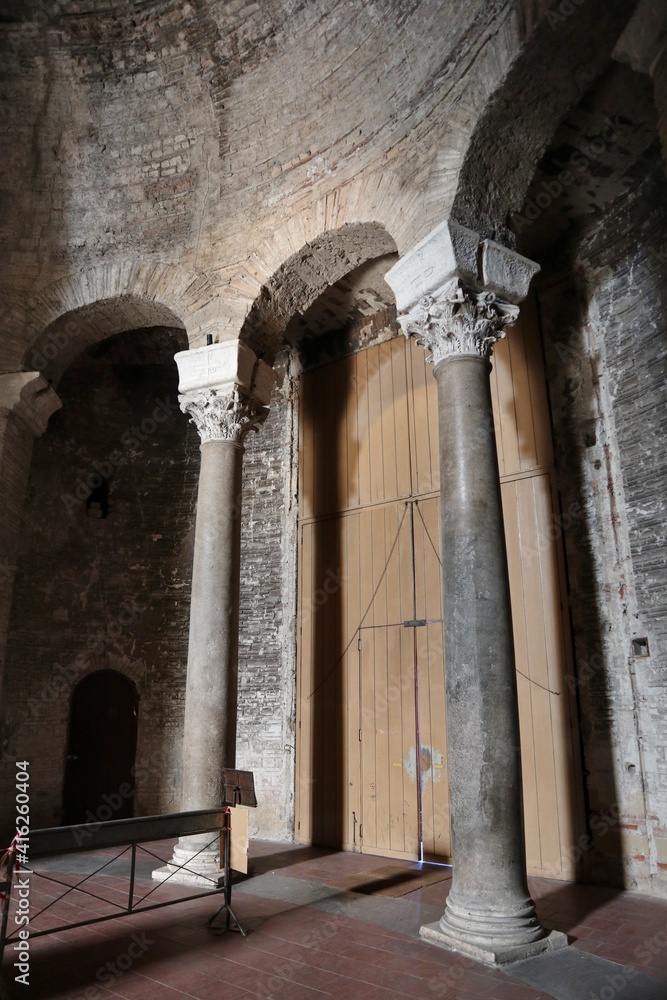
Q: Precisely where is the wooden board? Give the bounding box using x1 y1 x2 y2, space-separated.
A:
229 806 249 874
296 297 585 877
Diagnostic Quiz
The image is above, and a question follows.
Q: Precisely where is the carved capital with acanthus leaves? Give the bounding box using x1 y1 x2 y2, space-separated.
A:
174 338 277 445
398 279 519 365
179 384 268 444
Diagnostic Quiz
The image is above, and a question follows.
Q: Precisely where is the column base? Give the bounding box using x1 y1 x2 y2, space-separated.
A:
420 892 569 966
152 838 223 888
420 921 568 967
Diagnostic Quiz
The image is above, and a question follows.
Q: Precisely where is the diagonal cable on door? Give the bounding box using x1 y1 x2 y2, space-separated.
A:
307 504 409 700
415 496 560 697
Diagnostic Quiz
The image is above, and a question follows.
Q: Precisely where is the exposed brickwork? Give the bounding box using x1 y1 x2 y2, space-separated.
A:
538 155 667 895
237 354 299 840
653 47 667 169
0 328 199 833
1 0 666 906
0 0 566 336
0 417 38 718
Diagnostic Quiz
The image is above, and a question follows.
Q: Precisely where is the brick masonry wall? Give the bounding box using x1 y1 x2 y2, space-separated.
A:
0 329 199 832
0 331 301 842
0 415 38 715
0 0 540 341
538 155 667 894
237 353 299 841
651 46 667 167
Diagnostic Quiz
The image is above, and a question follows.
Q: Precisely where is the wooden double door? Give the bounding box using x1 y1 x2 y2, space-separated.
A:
298 497 449 861
296 299 586 878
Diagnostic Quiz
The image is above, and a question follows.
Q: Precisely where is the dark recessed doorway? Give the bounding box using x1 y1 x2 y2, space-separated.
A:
62 670 138 826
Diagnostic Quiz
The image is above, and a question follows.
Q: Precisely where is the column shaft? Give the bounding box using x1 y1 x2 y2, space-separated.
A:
427 356 550 959
152 339 274 886
385 220 566 965
181 438 243 809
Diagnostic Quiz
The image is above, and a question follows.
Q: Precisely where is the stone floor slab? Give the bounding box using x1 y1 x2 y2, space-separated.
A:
507 947 666 999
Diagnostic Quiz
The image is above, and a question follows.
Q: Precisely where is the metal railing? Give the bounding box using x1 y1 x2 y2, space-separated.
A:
0 808 236 967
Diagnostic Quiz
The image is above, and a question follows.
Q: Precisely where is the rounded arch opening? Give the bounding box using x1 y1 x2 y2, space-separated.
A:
25 295 187 388
4 323 197 829
239 222 398 363
62 668 139 826
450 0 640 245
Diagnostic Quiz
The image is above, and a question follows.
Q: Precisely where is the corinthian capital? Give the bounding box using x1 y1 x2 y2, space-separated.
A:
399 279 519 365
385 219 540 365
180 384 267 443
175 339 276 445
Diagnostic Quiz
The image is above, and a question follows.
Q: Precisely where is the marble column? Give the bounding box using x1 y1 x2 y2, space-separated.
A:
386 221 568 965
154 340 275 885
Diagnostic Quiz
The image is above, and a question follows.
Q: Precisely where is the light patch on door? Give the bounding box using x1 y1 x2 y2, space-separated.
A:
403 745 444 788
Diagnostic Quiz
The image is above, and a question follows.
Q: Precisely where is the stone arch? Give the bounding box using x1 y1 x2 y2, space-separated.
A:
3 260 219 383
450 0 639 245
238 221 398 361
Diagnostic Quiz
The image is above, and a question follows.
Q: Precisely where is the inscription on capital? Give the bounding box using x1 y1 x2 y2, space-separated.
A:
398 279 519 365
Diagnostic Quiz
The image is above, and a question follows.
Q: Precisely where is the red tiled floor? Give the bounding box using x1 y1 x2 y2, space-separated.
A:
2 839 667 1000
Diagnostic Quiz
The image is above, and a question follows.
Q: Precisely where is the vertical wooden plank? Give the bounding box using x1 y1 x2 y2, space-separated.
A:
424 348 440 491
314 516 330 844
420 622 450 859
492 332 521 478
346 353 361 510
299 371 314 519
344 511 362 851
523 292 554 469
517 478 562 871
502 480 541 870
490 340 507 479
321 364 337 518
336 514 348 848
391 338 413 501
356 351 372 508
335 356 350 512
358 504 376 850
387 625 406 852
313 517 328 845
401 625 420 856
409 339 436 496
314 365 328 519
420 498 442 623
384 507 406 853
508 314 540 472
295 522 313 844
372 508 390 850
367 346 385 503
378 342 398 501
359 623 378 851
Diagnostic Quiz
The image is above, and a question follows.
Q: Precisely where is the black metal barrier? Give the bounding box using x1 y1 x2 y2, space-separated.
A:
0 807 244 971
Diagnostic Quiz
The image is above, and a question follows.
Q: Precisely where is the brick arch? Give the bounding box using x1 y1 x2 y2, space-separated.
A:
450 0 637 246
237 219 398 362
3 260 220 383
